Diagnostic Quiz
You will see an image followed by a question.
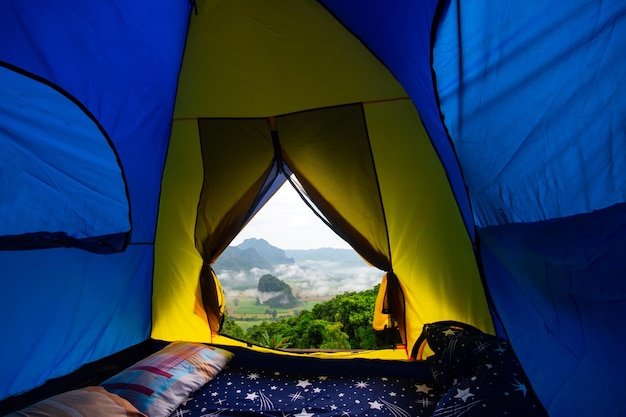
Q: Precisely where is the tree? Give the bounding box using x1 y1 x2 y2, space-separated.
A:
310 286 378 348
259 330 291 349
320 322 351 350
234 285 381 350
221 314 245 339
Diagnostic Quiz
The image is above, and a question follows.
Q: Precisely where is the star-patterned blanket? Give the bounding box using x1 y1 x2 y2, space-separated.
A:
169 323 547 417
170 363 440 417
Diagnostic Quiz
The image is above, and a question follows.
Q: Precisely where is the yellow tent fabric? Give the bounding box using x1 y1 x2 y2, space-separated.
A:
152 0 493 353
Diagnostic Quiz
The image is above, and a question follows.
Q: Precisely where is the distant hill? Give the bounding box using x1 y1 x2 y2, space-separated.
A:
213 238 382 297
257 274 300 308
214 246 273 271
237 238 295 266
285 248 368 267
213 238 293 272
213 238 373 272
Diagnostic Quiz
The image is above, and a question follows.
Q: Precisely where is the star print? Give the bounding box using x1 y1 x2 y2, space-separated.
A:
313 387 322 393
355 381 369 388
454 387 474 403
443 329 456 336
293 408 314 417
415 383 432 394
270 386 278 390
389 392 397 397
511 379 527 397
211 392 219 396
369 400 383 410
247 373 260 380
245 392 259 401
473 340 491 353
330 405 337 410
289 392 304 401
318 376 328 380
297 380 312 389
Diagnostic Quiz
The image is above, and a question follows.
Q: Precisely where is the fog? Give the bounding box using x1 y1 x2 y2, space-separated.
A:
217 261 382 298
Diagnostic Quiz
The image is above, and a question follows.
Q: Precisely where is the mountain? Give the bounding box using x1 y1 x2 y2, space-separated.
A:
237 238 295 266
257 274 300 308
213 238 294 272
213 238 374 273
214 246 273 271
213 238 382 297
285 248 368 267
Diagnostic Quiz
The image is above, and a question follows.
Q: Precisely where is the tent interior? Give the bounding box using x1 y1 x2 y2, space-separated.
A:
1 1 625 416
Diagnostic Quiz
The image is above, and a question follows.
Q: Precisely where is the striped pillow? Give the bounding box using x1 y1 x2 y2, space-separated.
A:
101 342 234 417
7 386 146 417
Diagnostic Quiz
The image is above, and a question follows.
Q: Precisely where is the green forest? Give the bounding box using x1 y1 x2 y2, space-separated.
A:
222 284 380 350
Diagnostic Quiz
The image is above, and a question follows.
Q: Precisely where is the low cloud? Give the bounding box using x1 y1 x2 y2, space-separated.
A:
217 261 382 298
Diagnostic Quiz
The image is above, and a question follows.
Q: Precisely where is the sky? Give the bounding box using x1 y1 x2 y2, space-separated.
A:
230 181 351 250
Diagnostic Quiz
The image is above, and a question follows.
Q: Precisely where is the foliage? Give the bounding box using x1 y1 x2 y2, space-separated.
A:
320 322 351 349
310 286 379 349
223 285 381 350
259 330 291 349
221 314 245 339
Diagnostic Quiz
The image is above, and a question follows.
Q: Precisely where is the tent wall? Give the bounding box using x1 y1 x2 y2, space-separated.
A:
152 0 494 349
0 0 190 400
431 0 626 415
479 203 626 416
0 65 129 253
434 0 626 228
0 247 153 400
152 120 227 343
364 99 494 340
319 0 475 240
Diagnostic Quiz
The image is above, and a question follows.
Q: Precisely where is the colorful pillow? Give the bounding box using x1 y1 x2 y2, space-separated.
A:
100 342 234 417
6 386 147 417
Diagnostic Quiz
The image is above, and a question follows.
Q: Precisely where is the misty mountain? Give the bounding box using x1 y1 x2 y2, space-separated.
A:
214 246 273 271
237 238 295 266
214 238 370 272
213 238 382 297
257 274 300 308
285 248 369 267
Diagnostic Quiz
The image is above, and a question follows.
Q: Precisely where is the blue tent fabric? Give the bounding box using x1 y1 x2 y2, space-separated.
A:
0 0 191 400
0 63 129 253
479 203 626 416
433 0 626 228
429 2 626 414
0 246 154 399
0 0 190 244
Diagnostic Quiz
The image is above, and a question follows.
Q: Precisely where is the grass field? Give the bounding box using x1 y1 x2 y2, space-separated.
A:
224 295 329 331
